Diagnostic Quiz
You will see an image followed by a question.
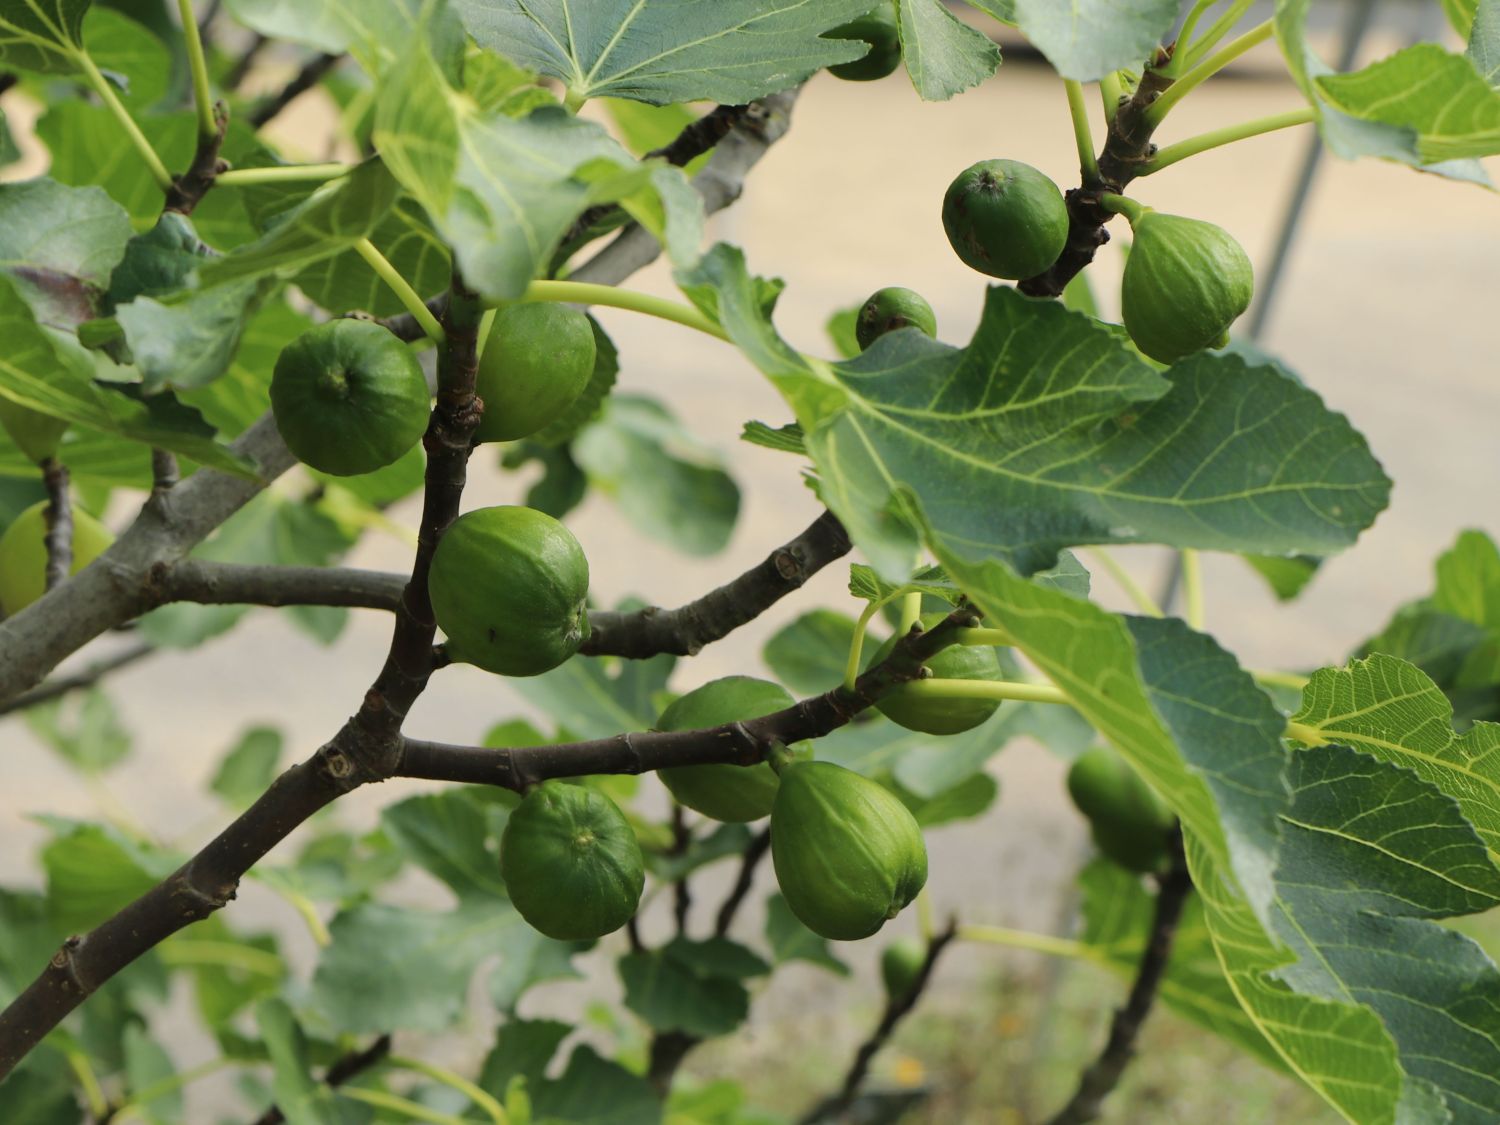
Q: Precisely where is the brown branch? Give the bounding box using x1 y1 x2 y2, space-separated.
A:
157 560 407 612
714 828 771 938
150 450 180 496
799 921 959 1125
248 53 342 130
647 1031 700 1097
250 1034 392 1125
1019 51 1176 299
583 510 849 659
1046 829 1192 1125
39 457 71 593
0 642 155 718
225 34 268 91
670 805 692 936
164 101 229 216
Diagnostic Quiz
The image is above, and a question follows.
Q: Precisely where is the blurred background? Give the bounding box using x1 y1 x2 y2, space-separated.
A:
2 1 1496 1120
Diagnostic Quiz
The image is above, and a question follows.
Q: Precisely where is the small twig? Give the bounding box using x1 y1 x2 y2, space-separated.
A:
40 458 72 593
799 921 959 1124
0 642 155 718
713 828 771 938
154 560 407 613
150 450 180 496
626 916 644 954
248 52 342 129
251 1034 392 1125
1045 829 1192 1125
164 101 229 215
225 33 268 91
670 805 693 937
583 510 850 658
646 1031 699 1098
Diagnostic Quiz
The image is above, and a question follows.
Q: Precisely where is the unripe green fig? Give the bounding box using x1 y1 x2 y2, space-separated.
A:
0 401 67 464
826 4 902 82
771 761 927 941
656 677 793 823
1066 746 1176 874
880 936 927 1000
942 159 1069 280
271 319 430 476
1119 211 1253 364
0 501 113 615
855 287 937 350
871 614 1004 735
473 304 597 444
429 505 589 677
500 781 645 940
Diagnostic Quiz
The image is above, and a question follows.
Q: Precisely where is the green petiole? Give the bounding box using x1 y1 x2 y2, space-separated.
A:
1139 107 1317 174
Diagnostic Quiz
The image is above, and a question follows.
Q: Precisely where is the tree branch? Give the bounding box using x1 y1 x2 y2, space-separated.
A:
250 1034 392 1125
0 642 155 718
1045 829 1192 1125
248 53 342 130
164 101 229 216
714 827 771 938
583 509 849 658
799 921 959 1125
40 457 72 594
1019 52 1176 298
225 33 268 91
160 561 407 612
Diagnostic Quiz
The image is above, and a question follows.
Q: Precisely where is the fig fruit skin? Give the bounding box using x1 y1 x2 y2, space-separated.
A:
428 505 590 677
473 304 597 444
871 614 1004 735
880 936 927 999
942 159 1070 281
771 761 928 941
1066 746 1176 874
855 287 938 350
656 676 793 823
1120 212 1254 364
0 401 67 465
0 501 114 615
271 319 430 477
826 5 902 82
500 781 645 941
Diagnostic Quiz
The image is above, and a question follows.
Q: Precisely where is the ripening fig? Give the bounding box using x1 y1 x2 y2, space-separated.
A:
656 676 793 823
1066 746 1176 874
1119 210 1253 364
473 304 596 443
826 3 902 82
855 287 937 350
870 614 1005 735
0 501 113 615
942 159 1069 280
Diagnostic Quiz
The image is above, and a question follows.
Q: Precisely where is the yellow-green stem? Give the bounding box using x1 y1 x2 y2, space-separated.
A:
475 307 499 361
844 595 891 691
1251 668 1311 692
157 939 285 976
1147 18 1274 125
518 281 730 342
1100 71 1125 121
112 1058 235 1118
64 1048 108 1117
281 887 331 947
1064 79 1101 183
959 923 1098 962
339 1087 469 1125
1161 0 1220 77
1140 107 1316 174
1083 548 1163 617
1097 192 1147 225
899 678 1070 706
897 590 923 635
354 239 445 343
916 887 936 942
1183 0 1257 68
177 0 217 140
1285 719 1325 746
1182 548 1205 630
955 626 1014 647
78 52 173 190
387 1056 508 1125
216 163 350 186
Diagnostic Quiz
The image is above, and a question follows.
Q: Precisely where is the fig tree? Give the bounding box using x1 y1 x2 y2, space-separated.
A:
428 505 589 677
942 159 1069 280
656 676 793 823
0 501 113 615
871 613 1004 735
826 4 901 82
771 761 927 941
1119 210 1253 364
855 287 937 350
500 781 644 940
271 319 430 476
473 303 597 444
1066 746 1176 874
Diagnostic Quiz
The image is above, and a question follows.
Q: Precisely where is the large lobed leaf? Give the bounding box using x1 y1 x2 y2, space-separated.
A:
1007 0 1177 81
0 0 88 75
895 0 1001 101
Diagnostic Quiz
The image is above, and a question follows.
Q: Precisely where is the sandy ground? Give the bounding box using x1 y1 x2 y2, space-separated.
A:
0 19 1496 1119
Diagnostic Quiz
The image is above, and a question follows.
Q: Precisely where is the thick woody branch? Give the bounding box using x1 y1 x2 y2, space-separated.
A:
583 509 849 658
1046 829 1191 1125
40 457 72 593
800 921 959 1125
248 53 342 130
159 561 407 612
1019 54 1175 299
399 607 979 790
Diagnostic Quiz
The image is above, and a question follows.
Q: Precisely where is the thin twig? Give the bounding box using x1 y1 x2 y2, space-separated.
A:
225 33 268 91
0 642 155 718
670 804 693 937
248 53 342 129
1045 829 1192 1125
251 1034 392 1125
584 510 849 658
150 450 180 496
39 458 72 593
714 828 771 938
799 921 959 1124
